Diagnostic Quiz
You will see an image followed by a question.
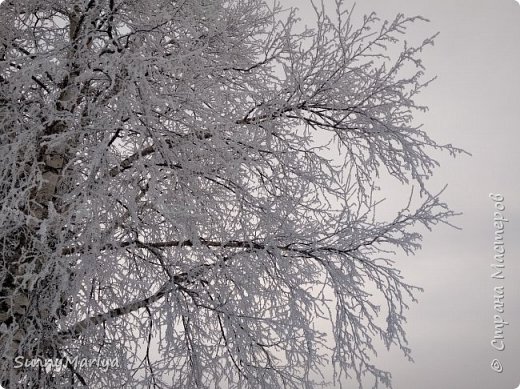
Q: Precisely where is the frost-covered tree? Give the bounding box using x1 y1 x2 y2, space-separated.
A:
0 0 463 387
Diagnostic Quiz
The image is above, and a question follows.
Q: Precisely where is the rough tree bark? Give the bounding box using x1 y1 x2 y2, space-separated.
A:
1 5 87 386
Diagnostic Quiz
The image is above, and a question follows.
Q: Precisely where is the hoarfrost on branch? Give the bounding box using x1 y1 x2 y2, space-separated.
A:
0 0 464 387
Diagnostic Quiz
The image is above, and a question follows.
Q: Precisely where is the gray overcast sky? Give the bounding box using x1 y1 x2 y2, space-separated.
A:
361 1 520 388
362 2 520 388
286 0 520 388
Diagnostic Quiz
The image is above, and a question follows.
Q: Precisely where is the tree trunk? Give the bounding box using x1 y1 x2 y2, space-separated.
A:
0 10 82 385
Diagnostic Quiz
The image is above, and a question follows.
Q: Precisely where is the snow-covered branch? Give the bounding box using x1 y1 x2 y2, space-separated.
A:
0 1 464 388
